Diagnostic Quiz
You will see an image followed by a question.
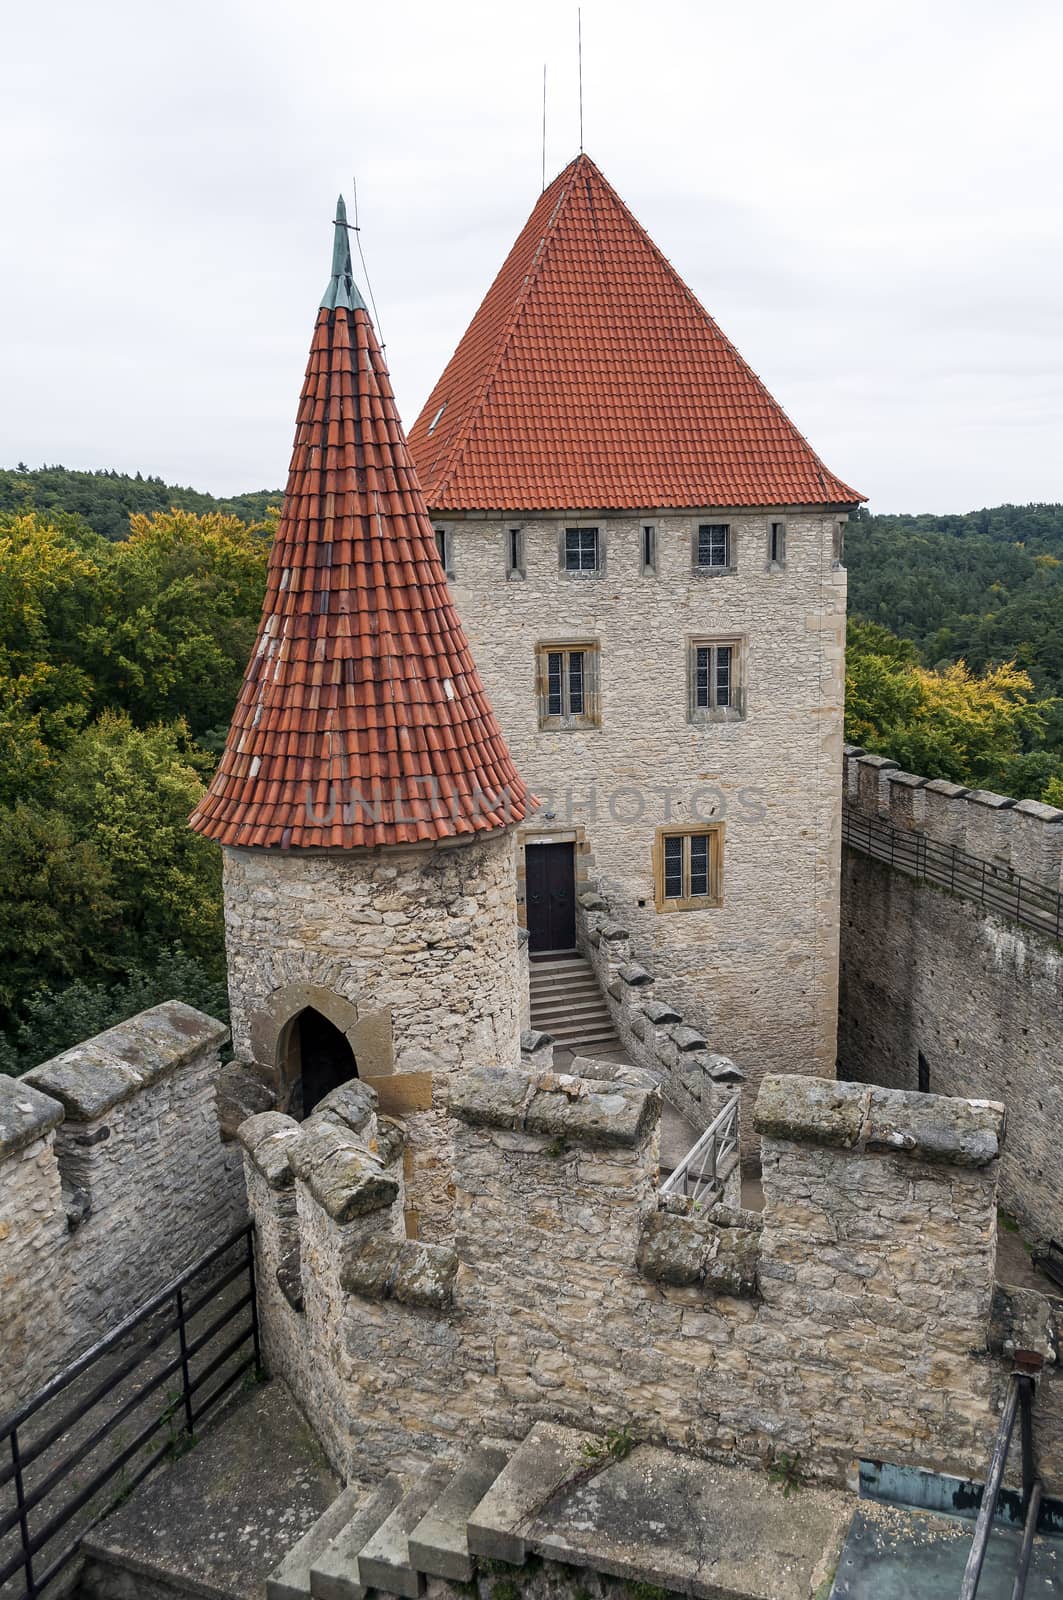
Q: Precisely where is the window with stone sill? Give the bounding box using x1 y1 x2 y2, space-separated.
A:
536 641 600 730
560 526 603 577
688 637 746 723
692 522 734 575
654 824 724 911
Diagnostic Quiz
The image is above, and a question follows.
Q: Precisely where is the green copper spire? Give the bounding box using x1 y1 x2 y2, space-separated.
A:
320 194 367 312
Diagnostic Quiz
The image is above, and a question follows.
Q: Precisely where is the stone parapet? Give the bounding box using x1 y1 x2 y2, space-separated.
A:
575 888 746 1145
0 1004 243 1415
844 749 1063 891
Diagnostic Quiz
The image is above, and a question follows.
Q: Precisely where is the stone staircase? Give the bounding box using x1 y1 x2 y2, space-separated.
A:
528 954 619 1051
266 1420 851 1600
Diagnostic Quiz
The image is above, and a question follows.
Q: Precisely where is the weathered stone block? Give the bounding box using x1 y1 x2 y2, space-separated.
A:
636 1210 715 1285
671 1024 708 1053
618 963 654 987
216 1062 276 1141
315 1079 378 1135
865 1086 1005 1168
0 1074 64 1158
449 1066 534 1131
524 1080 659 1147
391 1241 459 1309
642 1000 681 1026
238 1111 302 1189
754 1076 868 1149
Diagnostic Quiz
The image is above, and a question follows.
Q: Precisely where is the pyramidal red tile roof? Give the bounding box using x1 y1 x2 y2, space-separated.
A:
190 200 531 851
408 154 862 512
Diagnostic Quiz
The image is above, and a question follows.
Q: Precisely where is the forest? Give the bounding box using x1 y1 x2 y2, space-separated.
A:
1 464 1060 1073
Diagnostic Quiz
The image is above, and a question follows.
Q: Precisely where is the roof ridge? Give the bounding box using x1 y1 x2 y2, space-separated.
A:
430 158 581 508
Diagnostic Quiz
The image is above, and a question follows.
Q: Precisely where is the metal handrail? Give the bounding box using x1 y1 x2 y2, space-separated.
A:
660 1094 740 1207
959 1362 1043 1600
842 806 1063 943
0 1222 260 1600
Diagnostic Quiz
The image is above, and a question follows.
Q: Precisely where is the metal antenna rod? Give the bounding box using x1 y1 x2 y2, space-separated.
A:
578 8 584 152
542 63 547 191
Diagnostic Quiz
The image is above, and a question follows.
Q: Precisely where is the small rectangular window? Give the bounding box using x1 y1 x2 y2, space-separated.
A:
918 1050 930 1094
433 527 453 575
562 526 601 574
642 524 657 574
690 638 744 720
655 825 724 911
769 521 786 567
833 522 845 566
507 527 525 579
537 641 600 729
696 523 731 571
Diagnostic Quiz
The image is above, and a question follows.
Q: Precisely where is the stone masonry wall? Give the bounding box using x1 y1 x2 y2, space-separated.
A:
240 1065 1063 1495
442 510 847 1105
839 747 1063 1245
0 1003 245 1414
222 828 523 1240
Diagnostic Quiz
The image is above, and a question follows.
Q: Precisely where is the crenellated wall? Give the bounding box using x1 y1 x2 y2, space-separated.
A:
240 1064 1063 1496
839 747 1063 1244
0 1003 246 1414
575 886 747 1140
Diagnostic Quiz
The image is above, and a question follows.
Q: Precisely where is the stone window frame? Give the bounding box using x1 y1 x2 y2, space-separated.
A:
506 525 526 581
535 638 602 731
653 823 725 912
768 520 787 571
641 522 658 576
691 521 736 577
433 524 456 579
558 523 606 579
687 634 747 724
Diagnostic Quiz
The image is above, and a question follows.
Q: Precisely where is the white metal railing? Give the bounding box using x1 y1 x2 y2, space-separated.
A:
659 1094 740 1207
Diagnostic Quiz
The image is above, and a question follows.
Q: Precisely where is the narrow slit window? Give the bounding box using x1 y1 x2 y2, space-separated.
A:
642 524 657 573
507 527 525 577
696 523 730 569
770 522 786 566
537 642 599 729
655 826 724 910
434 528 451 572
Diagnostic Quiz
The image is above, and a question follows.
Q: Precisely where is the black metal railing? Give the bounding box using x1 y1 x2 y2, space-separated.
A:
0 1222 259 1600
959 1359 1043 1600
843 806 1063 942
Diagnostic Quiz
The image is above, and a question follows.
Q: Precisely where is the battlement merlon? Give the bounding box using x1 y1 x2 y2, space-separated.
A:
754 1075 1005 1168
0 1073 65 1158
447 1063 661 1148
23 1001 229 1120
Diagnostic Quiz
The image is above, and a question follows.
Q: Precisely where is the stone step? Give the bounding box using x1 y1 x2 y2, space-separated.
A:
537 1027 620 1049
267 1482 367 1600
529 978 603 997
309 1472 407 1600
467 1421 591 1565
528 956 589 973
530 1001 613 1025
354 1464 452 1597
407 1438 516 1582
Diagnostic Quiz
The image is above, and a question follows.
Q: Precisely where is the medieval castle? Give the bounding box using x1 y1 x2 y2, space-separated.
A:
1 155 1061 1600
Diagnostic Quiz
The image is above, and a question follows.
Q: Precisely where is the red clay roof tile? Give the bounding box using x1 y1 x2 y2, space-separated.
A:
408 154 861 511
190 207 531 851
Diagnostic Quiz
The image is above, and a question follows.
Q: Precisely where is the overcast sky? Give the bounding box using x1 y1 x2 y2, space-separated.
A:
3 0 1061 513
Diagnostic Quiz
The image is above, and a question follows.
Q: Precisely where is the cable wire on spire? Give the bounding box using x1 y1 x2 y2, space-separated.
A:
351 175 386 354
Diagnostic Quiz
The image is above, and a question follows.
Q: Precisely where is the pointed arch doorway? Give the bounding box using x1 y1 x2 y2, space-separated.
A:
286 1007 358 1119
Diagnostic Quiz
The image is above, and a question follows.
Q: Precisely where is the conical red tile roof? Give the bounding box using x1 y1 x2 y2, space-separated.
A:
408 154 862 511
190 201 531 850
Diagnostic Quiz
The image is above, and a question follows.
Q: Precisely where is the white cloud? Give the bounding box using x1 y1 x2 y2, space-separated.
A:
1 0 1061 511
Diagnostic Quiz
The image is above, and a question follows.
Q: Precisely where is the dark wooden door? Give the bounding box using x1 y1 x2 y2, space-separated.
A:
525 842 576 952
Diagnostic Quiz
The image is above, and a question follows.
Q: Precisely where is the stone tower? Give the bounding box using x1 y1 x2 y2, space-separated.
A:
407 154 863 1105
190 199 531 1235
